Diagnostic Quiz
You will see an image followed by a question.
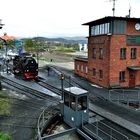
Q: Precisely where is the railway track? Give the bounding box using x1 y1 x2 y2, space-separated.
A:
0 75 60 102
88 108 139 140
49 65 85 88
1 65 139 139
37 80 62 96
43 66 140 138
0 123 37 129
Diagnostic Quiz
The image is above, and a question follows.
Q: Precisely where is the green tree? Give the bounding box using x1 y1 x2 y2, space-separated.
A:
24 39 34 52
0 39 3 49
33 40 45 64
72 44 79 51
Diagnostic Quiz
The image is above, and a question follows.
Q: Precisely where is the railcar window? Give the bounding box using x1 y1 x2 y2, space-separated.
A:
70 95 76 111
64 93 69 107
77 96 87 111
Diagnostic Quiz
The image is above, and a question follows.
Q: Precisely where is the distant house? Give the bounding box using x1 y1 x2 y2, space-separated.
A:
79 43 88 52
75 16 140 88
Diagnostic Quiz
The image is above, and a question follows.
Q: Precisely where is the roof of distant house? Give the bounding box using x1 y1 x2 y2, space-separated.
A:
1 35 16 40
74 56 88 62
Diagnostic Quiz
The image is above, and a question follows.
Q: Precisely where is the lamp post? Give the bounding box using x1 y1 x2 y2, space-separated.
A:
60 74 65 100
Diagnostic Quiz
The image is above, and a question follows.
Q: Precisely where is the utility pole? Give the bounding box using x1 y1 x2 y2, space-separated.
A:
129 4 131 18
112 0 116 16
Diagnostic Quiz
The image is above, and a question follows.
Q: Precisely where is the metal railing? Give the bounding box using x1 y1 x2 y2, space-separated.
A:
37 103 59 140
82 116 129 140
109 89 140 109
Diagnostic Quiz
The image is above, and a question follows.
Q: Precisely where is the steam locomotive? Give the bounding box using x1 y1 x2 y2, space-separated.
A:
13 54 38 79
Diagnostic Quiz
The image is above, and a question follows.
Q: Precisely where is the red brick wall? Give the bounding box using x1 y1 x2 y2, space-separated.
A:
110 35 140 87
127 21 140 86
109 35 128 87
127 21 140 34
74 60 88 78
75 20 140 88
87 35 110 87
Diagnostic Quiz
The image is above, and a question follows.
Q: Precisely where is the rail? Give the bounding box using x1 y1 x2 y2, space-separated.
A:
49 65 86 89
109 89 140 109
37 103 59 140
0 75 60 101
82 113 129 140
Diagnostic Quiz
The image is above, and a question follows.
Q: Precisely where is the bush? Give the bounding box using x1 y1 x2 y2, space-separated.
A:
0 132 12 140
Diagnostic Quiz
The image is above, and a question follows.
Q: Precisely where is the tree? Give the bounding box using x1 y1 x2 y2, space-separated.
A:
72 43 80 51
33 39 45 64
0 38 3 49
24 39 34 52
24 38 45 65
0 132 12 140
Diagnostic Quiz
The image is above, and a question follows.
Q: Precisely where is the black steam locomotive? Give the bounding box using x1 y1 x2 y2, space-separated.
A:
13 54 38 79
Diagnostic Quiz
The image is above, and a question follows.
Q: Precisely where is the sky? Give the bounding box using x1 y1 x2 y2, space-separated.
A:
0 0 140 38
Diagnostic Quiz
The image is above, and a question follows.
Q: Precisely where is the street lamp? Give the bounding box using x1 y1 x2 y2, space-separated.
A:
60 74 65 100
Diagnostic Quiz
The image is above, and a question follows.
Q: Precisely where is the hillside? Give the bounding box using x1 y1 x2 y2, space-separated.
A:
22 36 87 44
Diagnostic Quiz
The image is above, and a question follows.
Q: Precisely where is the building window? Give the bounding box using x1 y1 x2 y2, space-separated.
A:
81 65 83 72
120 48 126 59
91 23 110 36
119 71 125 82
99 48 103 59
93 68 96 77
85 66 88 73
77 65 79 71
93 48 96 58
131 48 136 59
99 70 103 80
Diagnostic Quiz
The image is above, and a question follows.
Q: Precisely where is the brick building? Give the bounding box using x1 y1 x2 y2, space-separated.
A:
74 16 140 88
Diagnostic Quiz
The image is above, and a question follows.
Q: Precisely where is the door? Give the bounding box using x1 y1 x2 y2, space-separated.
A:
129 70 135 87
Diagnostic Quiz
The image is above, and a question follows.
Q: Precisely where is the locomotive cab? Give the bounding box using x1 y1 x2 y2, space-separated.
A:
13 55 38 79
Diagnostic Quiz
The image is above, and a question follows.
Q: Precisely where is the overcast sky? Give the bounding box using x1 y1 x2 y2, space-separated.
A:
0 0 140 37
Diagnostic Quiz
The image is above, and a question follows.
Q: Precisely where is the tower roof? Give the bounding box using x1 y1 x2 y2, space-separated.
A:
83 16 140 26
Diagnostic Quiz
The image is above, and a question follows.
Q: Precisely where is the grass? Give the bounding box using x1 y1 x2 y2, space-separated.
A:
0 91 11 116
0 132 12 140
53 47 76 52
